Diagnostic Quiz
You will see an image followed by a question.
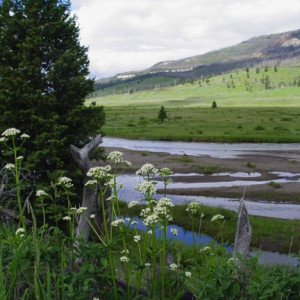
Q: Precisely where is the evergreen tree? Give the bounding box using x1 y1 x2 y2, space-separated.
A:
0 0 105 178
211 101 217 109
158 106 167 122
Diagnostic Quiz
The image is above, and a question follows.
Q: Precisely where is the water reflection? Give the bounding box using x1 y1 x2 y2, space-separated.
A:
124 217 299 266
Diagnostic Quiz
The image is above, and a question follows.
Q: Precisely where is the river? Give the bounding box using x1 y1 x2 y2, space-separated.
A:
102 137 300 160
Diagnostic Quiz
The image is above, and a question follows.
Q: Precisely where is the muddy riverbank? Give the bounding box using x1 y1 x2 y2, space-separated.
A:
101 146 300 204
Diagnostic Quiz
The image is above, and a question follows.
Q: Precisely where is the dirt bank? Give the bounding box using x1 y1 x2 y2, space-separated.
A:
102 147 300 203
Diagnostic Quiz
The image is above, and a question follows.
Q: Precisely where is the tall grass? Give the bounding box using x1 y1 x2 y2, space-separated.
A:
0 128 299 299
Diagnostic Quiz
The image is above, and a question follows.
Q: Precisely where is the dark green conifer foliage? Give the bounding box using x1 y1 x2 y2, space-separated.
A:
158 106 167 122
0 0 105 178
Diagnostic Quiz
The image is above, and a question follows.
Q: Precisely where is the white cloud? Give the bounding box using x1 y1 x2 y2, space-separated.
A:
71 0 300 78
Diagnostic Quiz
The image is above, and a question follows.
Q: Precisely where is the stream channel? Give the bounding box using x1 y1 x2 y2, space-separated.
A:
102 137 300 265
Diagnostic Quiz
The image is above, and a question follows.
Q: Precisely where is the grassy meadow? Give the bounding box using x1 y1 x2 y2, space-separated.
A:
88 66 300 142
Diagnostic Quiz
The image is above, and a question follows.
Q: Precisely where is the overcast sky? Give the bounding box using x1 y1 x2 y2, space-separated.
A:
71 0 300 79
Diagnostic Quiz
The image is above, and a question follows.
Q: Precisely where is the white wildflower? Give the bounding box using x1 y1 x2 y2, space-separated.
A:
169 263 178 271
200 246 211 253
135 181 157 195
63 216 71 221
107 151 124 163
4 163 15 171
111 218 124 227
125 217 131 222
57 176 73 189
120 256 129 263
145 263 151 267
85 180 97 187
19 234 25 238
36 190 48 197
131 221 138 226
157 197 174 208
211 214 224 222
185 271 192 278
90 214 95 219
87 166 111 181
186 202 201 215
77 207 87 214
124 160 132 167
136 163 158 176
106 195 117 201
20 133 30 139
16 156 23 161
16 228 25 235
170 228 178 236
0 137 7 143
143 213 159 226
128 201 138 208
134 235 141 243
2 128 20 137
121 249 129 254
159 167 173 177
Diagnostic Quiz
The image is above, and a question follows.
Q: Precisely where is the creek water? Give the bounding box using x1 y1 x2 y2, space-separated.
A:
103 137 300 264
123 217 299 266
117 174 300 220
102 137 300 159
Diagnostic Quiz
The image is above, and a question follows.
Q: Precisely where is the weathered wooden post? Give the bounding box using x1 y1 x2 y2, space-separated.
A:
70 134 110 242
233 191 252 260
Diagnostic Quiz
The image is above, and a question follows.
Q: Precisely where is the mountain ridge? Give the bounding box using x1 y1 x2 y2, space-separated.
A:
95 28 300 88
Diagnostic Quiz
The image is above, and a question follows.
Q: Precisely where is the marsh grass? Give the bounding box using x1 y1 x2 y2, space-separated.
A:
102 107 300 142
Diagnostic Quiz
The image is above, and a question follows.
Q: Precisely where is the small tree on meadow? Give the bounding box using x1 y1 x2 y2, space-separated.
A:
211 101 217 109
158 106 167 122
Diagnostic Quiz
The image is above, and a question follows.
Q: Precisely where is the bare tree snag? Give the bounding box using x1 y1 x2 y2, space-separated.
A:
70 134 108 242
233 190 252 260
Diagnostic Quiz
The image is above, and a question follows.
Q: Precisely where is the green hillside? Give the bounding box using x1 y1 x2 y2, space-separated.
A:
88 66 300 142
89 66 300 108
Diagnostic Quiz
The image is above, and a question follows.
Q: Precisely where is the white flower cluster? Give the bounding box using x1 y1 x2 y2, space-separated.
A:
186 201 201 215
120 256 129 263
2 128 20 137
143 214 159 226
140 197 174 226
57 176 73 189
16 228 25 235
136 163 158 176
154 197 174 222
63 216 71 221
159 167 173 177
4 163 15 171
169 263 178 271
87 166 112 181
128 201 138 208
135 181 157 195
211 214 224 222
85 179 97 187
134 235 141 243
21 133 30 139
111 218 124 227
199 246 211 253
185 271 192 278
77 207 87 214
36 190 48 197
170 228 178 236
